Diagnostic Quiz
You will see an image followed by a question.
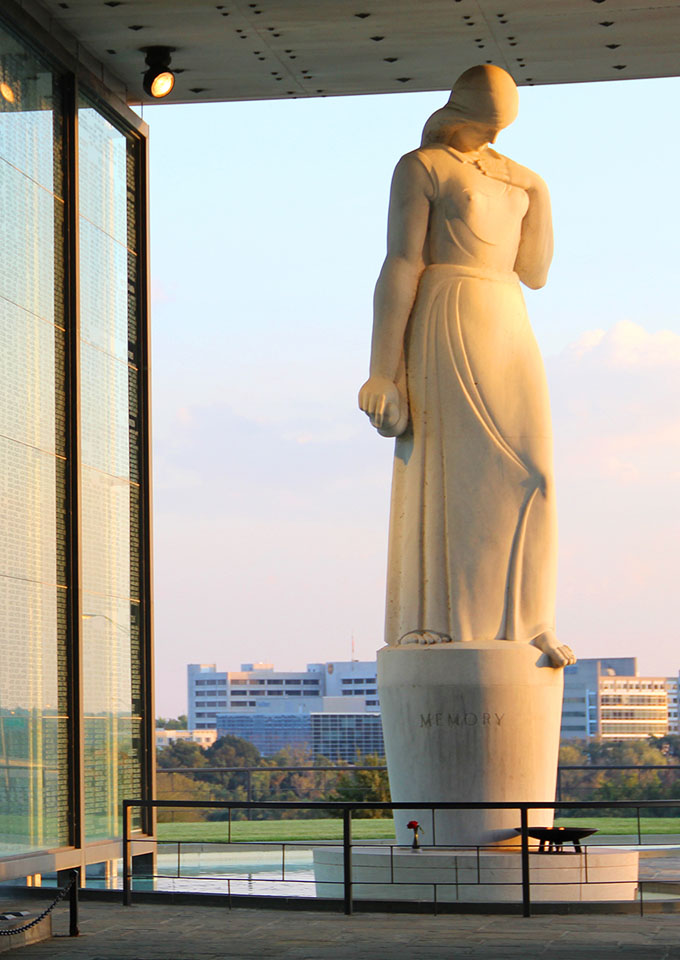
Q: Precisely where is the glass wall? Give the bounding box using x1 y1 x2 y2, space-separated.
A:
0 11 150 864
78 99 144 841
0 25 69 854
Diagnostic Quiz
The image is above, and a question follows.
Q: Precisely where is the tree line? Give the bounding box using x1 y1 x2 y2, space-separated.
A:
558 736 680 815
156 733 680 821
156 735 390 821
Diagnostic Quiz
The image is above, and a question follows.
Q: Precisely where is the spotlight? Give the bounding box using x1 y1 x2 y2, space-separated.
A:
142 46 176 98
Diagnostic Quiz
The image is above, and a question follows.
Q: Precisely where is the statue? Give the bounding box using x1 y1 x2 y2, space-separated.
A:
359 64 574 669
359 65 575 847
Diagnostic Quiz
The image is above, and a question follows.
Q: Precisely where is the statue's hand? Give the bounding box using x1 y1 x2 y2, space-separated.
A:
358 376 404 434
531 630 577 669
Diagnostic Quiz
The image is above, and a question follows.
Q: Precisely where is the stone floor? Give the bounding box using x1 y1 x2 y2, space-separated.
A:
3 899 680 959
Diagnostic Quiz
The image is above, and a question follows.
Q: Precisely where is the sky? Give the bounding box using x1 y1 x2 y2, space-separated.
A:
143 76 680 718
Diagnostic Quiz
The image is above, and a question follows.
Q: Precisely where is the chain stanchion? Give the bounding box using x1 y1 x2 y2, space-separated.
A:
69 868 79 937
0 871 78 938
123 801 133 906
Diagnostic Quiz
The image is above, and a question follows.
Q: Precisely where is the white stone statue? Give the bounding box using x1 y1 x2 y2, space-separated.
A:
359 64 574 670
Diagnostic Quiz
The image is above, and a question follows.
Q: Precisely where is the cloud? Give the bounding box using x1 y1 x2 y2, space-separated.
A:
548 321 680 671
550 321 680 484
564 320 680 369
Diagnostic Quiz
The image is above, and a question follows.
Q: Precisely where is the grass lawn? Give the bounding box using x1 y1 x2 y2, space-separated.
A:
156 815 680 843
553 816 680 836
157 818 396 843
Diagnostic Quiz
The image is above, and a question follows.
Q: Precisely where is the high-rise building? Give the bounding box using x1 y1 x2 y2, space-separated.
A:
187 661 379 730
0 6 154 881
560 659 679 741
666 679 679 735
190 661 383 761
310 713 385 762
598 675 669 740
216 710 385 762
560 659 637 740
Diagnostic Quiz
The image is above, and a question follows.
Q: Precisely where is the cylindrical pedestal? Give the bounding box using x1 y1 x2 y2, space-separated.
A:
378 642 563 847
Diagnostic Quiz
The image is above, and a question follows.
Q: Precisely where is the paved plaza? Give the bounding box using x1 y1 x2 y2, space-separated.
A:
3 899 680 959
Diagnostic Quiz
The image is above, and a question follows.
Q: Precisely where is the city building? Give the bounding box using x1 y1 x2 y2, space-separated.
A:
310 713 385 762
155 729 217 750
561 659 637 740
665 679 679 735
0 3 154 883
598 675 669 741
216 710 385 762
188 661 379 730
191 661 383 761
560 659 678 741
193 659 680 751
216 714 312 758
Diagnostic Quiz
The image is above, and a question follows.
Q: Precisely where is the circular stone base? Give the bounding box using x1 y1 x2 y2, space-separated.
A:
378 643 563 846
313 846 639 903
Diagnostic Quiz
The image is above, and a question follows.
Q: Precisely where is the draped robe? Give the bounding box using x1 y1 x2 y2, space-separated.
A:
385 145 556 647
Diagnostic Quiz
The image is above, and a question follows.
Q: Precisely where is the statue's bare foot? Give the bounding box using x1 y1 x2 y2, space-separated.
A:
531 630 576 668
399 631 453 646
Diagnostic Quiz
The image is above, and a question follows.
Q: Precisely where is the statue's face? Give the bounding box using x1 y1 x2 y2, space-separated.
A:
449 121 502 153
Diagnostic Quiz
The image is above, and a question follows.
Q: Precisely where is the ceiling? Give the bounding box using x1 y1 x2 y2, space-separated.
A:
33 0 680 105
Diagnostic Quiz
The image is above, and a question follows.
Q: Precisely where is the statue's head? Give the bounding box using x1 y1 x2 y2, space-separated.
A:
422 64 519 148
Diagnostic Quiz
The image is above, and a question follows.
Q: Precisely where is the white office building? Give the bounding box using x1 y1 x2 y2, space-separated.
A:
155 728 217 750
560 658 679 741
599 676 669 740
188 661 379 729
666 678 679 735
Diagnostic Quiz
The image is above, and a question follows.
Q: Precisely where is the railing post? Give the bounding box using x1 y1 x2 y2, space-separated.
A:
639 874 644 917
636 806 642 845
69 869 79 936
343 808 353 916
123 802 132 906
520 806 531 918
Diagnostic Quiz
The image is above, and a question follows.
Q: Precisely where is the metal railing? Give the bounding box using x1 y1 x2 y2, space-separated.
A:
556 765 680 802
157 763 680 807
156 765 387 819
123 798 680 917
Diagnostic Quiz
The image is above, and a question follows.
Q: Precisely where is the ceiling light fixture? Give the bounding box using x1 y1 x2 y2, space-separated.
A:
142 46 176 98
0 82 15 103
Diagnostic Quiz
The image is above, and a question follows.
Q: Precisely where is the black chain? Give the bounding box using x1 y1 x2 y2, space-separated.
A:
0 872 77 937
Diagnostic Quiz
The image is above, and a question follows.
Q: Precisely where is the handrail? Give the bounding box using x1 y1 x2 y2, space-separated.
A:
157 765 387 772
156 763 680 773
156 763 680 808
127 797 680 810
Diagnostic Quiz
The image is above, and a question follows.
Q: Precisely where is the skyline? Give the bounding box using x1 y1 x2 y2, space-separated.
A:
145 76 680 716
